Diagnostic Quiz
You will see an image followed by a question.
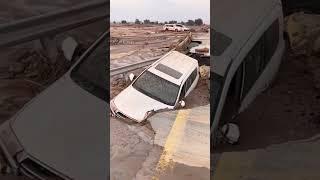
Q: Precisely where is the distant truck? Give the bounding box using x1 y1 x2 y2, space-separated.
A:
163 24 190 32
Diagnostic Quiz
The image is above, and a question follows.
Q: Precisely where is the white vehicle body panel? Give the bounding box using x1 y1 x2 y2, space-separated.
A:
112 51 199 122
12 75 107 180
149 51 199 85
163 24 189 31
0 32 108 179
211 0 285 135
113 86 172 122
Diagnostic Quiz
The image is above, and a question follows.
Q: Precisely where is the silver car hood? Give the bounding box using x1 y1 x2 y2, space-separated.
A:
11 75 107 180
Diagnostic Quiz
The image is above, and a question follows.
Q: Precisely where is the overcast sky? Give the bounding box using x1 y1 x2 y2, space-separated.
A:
110 0 210 24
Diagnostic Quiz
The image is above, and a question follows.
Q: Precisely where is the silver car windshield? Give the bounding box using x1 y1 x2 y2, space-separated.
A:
132 71 180 106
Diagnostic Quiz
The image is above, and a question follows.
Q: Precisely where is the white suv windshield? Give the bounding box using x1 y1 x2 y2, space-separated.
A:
71 34 108 101
132 71 180 106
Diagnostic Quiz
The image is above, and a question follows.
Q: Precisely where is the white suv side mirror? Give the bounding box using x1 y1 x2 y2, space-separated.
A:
221 123 240 144
129 73 136 82
179 100 186 108
61 36 78 61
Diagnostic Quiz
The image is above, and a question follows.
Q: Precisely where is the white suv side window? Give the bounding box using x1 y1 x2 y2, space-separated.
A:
242 19 279 99
180 68 197 99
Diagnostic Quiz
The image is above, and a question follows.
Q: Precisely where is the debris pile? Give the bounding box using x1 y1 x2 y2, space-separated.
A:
110 77 130 99
6 50 70 86
200 26 209 33
199 65 210 90
0 49 70 124
286 12 320 90
286 12 320 56
199 65 210 79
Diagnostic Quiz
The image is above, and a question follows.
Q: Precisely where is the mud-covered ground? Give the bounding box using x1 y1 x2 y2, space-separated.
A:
215 49 320 153
212 12 320 176
110 24 209 69
220 12 320 151
110 26 210 180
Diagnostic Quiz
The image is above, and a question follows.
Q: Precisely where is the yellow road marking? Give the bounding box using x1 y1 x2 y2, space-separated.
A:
152 109 191 180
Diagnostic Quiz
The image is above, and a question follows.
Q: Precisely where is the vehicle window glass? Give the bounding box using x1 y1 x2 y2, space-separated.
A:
241 19 279 99
155 63 183 79
132 71 180 106
264 19 279 67
211 72 224 126
190 68 197 82
186 68 197 92
242 40 263 99
185 76 192 92
71 33 108 102
180 84 186 100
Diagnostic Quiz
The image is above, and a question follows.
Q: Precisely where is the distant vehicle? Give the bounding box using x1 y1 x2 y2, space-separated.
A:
111 51 199 122
0 32 108 179
163 24 190 32
211 0 285 145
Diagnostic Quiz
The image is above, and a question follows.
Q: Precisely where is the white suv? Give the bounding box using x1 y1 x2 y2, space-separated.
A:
163 24 190 32
111 51 199 122
0 32 108 179
211 0 285 145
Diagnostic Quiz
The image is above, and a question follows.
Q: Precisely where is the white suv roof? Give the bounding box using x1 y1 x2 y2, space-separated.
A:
148 51 198 85
212 0 279 76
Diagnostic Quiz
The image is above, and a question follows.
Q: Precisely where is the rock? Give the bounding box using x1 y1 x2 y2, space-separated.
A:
285 12 320 56
286 13 307 52
199 65 210 79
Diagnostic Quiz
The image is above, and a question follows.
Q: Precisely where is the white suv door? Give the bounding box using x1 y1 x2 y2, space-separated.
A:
179 68 199 99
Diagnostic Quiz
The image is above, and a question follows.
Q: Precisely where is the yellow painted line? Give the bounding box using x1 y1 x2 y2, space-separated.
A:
152 109 191 180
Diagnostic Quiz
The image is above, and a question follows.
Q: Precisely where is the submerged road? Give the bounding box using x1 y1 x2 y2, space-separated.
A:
151 105 210 180
110 105 210 180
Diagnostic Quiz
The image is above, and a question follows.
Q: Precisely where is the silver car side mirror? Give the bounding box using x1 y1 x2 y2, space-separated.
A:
129 73 136 82
179 100 186 108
